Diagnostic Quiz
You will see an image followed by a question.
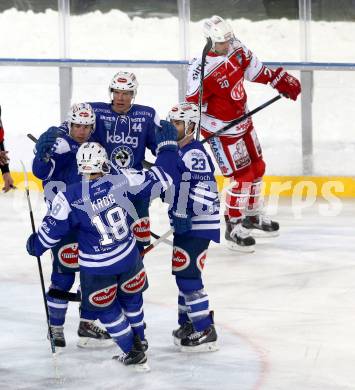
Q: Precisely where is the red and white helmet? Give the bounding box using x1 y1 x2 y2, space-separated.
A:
109 71 138 98
76 142 110 174
167 102 200 136
203 15 234 47
67 103 96 130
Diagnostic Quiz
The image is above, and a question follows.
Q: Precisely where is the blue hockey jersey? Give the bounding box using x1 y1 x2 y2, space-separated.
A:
32 133 83 206
169 140 220 243
60 102 158 171
31 152 174 275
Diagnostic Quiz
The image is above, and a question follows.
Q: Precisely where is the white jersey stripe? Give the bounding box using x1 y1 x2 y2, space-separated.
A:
79 240 136 268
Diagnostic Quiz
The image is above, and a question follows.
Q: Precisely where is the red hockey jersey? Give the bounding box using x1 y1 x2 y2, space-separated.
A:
186 38 273 136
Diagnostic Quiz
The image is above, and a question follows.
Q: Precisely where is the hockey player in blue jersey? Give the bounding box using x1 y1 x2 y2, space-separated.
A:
32 103 111 348
165 102 220 352
58 71 158 254
26 124 178 369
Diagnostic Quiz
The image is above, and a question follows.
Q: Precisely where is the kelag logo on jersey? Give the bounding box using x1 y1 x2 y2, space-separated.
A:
106 132 138 148
58 243 79 269
111 146 134 169
89 284 117 307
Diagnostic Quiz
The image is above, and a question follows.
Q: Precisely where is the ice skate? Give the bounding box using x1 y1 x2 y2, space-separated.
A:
242 214 279 238
172 321 193 346
141 338 148 352
225 217 255 253
48 325 66 348
113 335 150 372
77 320 114 348
180 324 218 353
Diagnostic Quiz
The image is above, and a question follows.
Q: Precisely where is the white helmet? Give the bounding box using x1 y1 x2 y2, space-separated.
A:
109 71 138 99
67 103 96 130
203 15 234 47
167 102 200 136
76 142 110 174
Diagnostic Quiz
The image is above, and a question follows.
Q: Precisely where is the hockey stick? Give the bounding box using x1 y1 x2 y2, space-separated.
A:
201 94 282 144
150 230 172 245
27 133 37 143
141 228 173 256
48 228 174 302
196 37 213 141
21 161 56 355
145 95 281 161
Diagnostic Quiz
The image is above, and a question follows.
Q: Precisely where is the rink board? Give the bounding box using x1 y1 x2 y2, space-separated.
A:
2 172 355 198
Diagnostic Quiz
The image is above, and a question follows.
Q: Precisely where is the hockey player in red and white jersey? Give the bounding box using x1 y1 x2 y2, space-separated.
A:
186 15 301 252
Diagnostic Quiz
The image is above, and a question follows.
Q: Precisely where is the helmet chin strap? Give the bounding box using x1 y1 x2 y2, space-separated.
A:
178 122 195 146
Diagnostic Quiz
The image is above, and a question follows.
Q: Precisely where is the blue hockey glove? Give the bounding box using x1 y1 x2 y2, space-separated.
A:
171 211 192 235
155 120 178 154
35 126 59 161
26 233 38 256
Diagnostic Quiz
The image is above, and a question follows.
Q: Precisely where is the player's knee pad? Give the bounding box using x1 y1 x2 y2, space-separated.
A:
119 293 143 316
251 159 266 179
80 271 118 312
117 257 148 296
50 271 75 291
83 283 119 313
172 236 210 279
175 276 204 293
51 231 79 272
230 167 255 188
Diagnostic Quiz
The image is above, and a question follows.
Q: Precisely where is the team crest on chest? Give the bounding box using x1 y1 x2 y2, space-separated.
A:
111 146 134 169
231 79 245 101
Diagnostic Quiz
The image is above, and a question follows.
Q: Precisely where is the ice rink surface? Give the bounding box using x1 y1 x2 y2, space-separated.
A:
1 190 355 390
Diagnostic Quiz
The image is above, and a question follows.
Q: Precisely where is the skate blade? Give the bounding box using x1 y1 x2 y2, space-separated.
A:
132 362 150 372
249 229 279 238
226 241 255 253
52 347 64 356
173 336 181 347
180 341 219 353
77 337 115 349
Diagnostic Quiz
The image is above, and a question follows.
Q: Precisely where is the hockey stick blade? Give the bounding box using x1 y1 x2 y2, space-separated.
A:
48 288 81 302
